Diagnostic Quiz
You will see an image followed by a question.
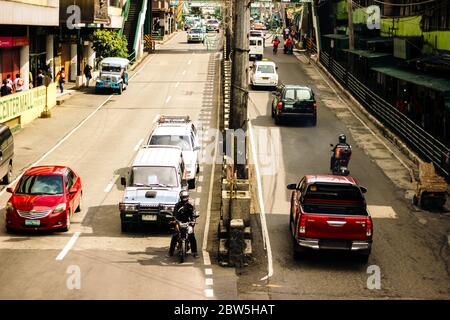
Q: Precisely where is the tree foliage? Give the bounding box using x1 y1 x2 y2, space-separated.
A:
91 29 128 59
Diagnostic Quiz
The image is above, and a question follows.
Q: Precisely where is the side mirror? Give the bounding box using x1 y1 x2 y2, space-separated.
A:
194 146 200 151
69 187 77 194
6 187 13 193
120 177 126 186
276 66 279 70
360 186 368 193
330 144 334 147
287 183 297 190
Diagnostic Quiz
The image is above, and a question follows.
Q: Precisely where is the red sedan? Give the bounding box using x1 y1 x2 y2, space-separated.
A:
5 166 82 232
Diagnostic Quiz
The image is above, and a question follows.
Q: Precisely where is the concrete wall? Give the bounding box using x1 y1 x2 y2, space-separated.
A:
0 84 56 126
0 0 59 25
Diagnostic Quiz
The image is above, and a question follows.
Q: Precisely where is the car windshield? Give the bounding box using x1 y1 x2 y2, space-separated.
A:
191 29 202 33
131 166 178 187
257 65 275 74
16 175 64 195
284 88 312 101
102 65 122 72
149 135 192 151
207 20 218 24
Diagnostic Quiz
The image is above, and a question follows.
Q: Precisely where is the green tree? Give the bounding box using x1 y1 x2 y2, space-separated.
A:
91 29 128 59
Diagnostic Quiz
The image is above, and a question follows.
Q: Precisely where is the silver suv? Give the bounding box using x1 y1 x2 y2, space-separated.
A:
119 145 188 231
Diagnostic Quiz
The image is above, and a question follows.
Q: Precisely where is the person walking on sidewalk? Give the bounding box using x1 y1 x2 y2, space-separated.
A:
84 64 92 87
1 79 12 97
37 69 45 87
14 73 24 93
56 68 66 93
6 74 13 92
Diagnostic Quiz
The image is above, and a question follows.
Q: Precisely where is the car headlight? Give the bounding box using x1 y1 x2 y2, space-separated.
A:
119 203 138 212
160 204 175 212
53 203 67 213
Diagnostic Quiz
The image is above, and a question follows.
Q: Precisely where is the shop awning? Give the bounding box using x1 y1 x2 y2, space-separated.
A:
343 49 391 59
372 67 450 93
323 34 349 40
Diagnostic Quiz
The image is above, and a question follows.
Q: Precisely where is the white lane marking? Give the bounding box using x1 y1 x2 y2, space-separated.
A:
56 232 81 261
188 60 192 65
248 121 273 281
134 138 144 151
0 50 160 198
205 278 214 286
152 114 160 123
196 186 202 193
104 175 119 193
175 82 180 88
0 94 114 198
165 96 172 104
311 58 415 181
367 205 398 219
205 289 214 298
205 268 213 276
182 70 186 75
194 197 200 206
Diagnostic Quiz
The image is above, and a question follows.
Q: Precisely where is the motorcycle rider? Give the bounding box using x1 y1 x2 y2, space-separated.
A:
330 134 351 171
167 190 198 258
284 37 293 54
272 36 280 54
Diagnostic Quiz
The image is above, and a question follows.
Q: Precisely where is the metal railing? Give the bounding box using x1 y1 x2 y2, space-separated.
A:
319 51 450 179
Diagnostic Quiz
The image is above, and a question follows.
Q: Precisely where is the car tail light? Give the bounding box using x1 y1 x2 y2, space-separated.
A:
366 217 372 237
299 213 306 234
277 102 283 110
313 102 317 111
335 148 342 158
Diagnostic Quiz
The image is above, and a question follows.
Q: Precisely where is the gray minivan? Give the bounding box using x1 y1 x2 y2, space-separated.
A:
0 124 13 184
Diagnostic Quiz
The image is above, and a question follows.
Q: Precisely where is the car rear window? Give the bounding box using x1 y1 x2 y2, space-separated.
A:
284 88 312 100
257 65 274 73
305 183 364 201
149 135 192 151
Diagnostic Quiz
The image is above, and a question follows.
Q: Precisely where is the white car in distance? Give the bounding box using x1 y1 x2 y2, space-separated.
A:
251 60 279 90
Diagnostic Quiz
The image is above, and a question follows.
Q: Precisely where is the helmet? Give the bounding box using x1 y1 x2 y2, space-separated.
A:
338 134 346 144
179 190 189 203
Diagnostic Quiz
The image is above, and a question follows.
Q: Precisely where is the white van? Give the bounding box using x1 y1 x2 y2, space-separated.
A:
249 36 264 61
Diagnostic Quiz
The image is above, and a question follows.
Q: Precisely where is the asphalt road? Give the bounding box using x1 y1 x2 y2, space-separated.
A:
0 32 229 299
240 44 450 299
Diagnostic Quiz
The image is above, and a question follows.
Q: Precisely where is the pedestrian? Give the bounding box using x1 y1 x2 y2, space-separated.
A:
13 73 24 93
84 63 92 87
46 64 53 80
56 67 66 94
1 79 12 97
36 69 45 87
6 74 13 92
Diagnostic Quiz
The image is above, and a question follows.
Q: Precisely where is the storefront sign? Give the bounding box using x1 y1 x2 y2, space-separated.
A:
0 36 29 47
0 86 46 123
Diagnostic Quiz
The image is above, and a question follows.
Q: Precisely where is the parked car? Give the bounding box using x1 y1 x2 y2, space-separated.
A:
287 175 372 262
119 145 190 232
0 124 13 184
187 28 205 43
5 166 82 232
206 19 220 32
271 84 317 126
95 57 129 95
251 60 279 90
148 116 200 189
249 36 264 61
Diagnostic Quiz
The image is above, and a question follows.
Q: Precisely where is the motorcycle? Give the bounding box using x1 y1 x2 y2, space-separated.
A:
171 208 199 263
330 143 352 176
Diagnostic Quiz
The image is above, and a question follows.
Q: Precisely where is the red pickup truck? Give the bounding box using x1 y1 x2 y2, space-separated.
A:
287 175 373 262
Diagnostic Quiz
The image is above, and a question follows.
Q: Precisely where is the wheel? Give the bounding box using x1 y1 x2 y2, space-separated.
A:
188 178 196 189
5 226 12 233
292 238 306 260
61 210 71 232
196 163 200 174
358 251 371 264
271 106 275 118
274 115 281 125
2 162 12 184
118 84 123 95
412 195 418 206
75 192 82 213
311 117 317 126
179 241 186 263
121 222 130 232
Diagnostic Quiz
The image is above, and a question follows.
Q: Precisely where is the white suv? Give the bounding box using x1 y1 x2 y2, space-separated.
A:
148 116 200 189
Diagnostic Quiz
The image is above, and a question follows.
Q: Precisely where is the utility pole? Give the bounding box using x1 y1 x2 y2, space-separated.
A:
347 0 354 50
231 0 251 179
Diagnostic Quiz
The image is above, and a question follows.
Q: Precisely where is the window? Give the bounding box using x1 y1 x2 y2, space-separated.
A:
66 170 76 190
17 175 63 195
149 135 192 151
257 65 275 74
284 88 312 100
131 166 178 187
305 183 364 202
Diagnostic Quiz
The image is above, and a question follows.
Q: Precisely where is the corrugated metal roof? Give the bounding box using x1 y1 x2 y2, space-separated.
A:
132 146 182 167
371 67 450 93
323 34 349 40
343 49 391 59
